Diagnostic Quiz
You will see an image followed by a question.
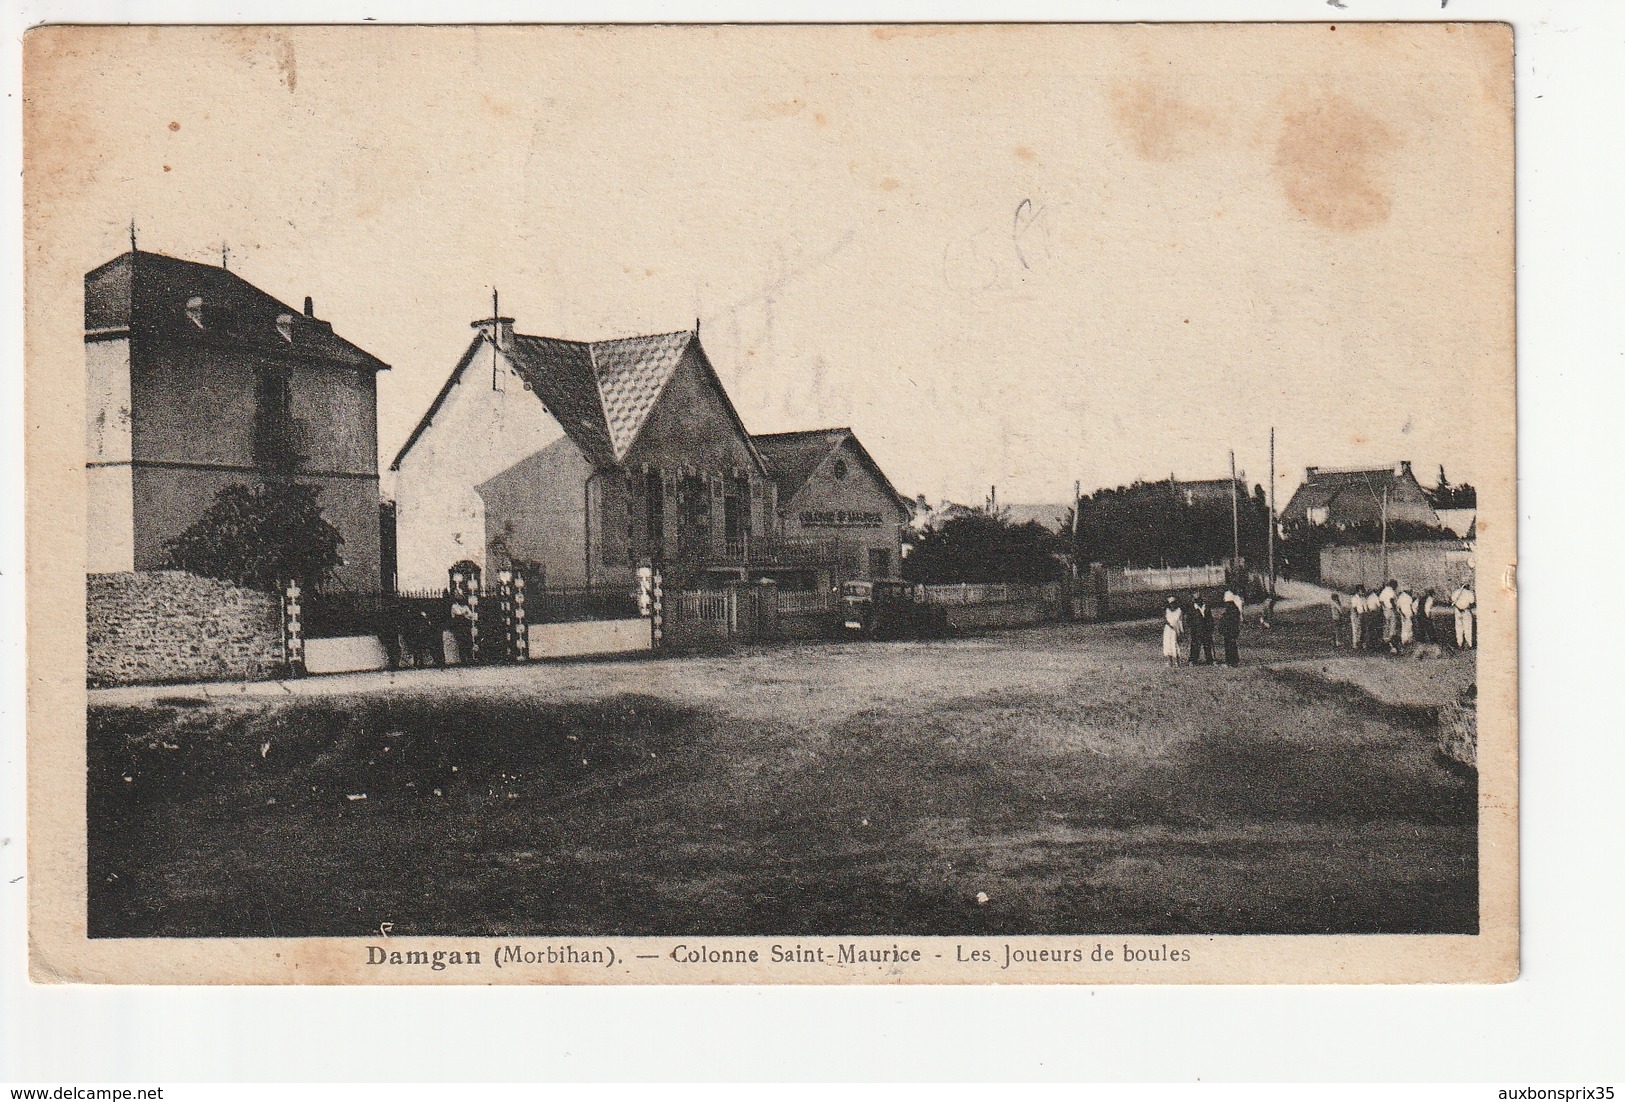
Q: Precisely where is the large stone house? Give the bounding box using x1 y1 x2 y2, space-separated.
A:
85 249 389 590
1279 460 1440 532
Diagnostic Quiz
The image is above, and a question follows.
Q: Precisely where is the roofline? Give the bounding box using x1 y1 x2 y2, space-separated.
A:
1303 462 1414 477
771 427 910 514
389 334 485 471
637 335 770 478
752 427 853 442
89 249 390 373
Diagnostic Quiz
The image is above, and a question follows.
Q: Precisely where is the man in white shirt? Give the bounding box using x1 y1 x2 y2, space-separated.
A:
1451 581 1476 650
1395 587 1416 648
1378 580 1399 653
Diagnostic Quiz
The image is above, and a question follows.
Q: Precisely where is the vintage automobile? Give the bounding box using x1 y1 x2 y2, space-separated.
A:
839 579 947 639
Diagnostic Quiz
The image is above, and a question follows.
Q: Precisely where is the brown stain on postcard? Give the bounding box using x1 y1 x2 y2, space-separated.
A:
1110 81 1223 161
1273 98 1397 232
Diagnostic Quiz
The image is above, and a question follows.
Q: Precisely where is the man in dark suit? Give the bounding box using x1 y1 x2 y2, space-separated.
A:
1219 589 1244 667
1188 592 1215 665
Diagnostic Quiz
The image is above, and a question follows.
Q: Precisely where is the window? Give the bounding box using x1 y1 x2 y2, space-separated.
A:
277 313 296 343
185 295 204 329
868 548 892 579
832 458 848 480
1307 506 1329 526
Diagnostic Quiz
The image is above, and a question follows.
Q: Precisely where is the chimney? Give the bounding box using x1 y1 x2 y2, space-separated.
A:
1395 460 1411 478
304 296 314 318
1305 466 1319 478
471 314 516 351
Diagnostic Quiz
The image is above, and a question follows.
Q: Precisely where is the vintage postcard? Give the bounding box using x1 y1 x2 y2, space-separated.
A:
25 22 1516 984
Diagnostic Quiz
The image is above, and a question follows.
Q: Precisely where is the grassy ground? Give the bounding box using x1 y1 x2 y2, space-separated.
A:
88 606 1477 937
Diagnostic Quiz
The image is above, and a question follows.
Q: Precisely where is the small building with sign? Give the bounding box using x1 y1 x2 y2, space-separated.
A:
752 428 910 589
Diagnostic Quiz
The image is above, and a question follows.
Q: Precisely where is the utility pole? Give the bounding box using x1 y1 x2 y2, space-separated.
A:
1381 483 1390 581
1072 478 1082 582
1268 428 1276 596
1228 449 1240 567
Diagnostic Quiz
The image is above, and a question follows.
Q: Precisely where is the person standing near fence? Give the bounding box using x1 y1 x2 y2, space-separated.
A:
1162 596 1186 669
1452 580 1476 650
1396 585 1417 650
1330 591 1346 649
1219 589 1243 667
1189 592 1215 665
449 591 475 665
1415 588 1435 646
1348 585 1367 650
1378 579 1399 654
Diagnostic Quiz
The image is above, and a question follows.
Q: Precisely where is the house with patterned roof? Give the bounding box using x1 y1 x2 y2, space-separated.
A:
390 312 839 591
85 249 389 590
752 428 911 585
1279 460 1440 532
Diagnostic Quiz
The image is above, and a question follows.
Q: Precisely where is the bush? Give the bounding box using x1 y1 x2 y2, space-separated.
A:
164 481 344 591
903 511 1064 584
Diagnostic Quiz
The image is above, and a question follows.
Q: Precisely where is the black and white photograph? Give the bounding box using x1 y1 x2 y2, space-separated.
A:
25 21 1516 984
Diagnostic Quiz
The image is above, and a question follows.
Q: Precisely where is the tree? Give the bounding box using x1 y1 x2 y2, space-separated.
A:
1071 480 1269 568
903 511 1064 584
1428 466 1477 510
164 481 344 591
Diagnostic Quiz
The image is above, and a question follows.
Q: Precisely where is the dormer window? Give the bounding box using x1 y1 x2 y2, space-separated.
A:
277 313 296 343
185 295 204 329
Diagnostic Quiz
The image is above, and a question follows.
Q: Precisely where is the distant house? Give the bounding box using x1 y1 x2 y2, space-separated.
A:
1279 461 1440 531
1002 503 1072 534
752 428 910 584
1163 475 1251 509
85 249 389 590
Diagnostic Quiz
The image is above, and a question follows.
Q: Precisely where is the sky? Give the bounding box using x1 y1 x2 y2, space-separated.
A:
26 23 1512 507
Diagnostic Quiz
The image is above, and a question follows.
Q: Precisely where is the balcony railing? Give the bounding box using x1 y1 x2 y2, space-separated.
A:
716 535 840 566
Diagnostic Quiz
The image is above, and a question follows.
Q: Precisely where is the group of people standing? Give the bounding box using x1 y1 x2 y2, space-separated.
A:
1162 590 1246 669
1330 579 1476 655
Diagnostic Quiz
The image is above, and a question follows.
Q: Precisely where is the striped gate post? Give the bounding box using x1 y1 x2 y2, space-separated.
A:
512 571 528 662
650 569 664 648
282 579 306 678
495 570 516 663
449 562 482 664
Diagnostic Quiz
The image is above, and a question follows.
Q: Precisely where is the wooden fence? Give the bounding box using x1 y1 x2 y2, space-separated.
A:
1108 564 1228 594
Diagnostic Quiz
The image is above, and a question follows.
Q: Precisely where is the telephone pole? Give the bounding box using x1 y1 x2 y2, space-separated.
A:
1267 428 1277 596
1228 449 1240 566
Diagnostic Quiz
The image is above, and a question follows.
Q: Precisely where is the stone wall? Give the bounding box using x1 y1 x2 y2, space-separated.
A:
87 571 284 687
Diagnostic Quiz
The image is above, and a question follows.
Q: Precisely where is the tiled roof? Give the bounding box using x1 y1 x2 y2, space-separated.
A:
503 336 617 468
84 250 387 372
590 331 694 459
752 428 849 503
753 427 908 512
393 327 708 472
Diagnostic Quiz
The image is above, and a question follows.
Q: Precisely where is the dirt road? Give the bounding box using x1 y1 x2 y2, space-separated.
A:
88 611 1477 937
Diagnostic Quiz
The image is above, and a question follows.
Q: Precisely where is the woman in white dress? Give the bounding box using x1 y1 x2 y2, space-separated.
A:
1162 596 1186 668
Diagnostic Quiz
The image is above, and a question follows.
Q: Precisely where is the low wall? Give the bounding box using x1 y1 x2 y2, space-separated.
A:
1319 541 1474 593
943 599 1059 633
305 635 390 675
88 571 284 687
526 618 652 659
